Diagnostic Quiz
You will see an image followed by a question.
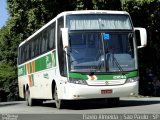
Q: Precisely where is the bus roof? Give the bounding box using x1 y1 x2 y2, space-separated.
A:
19 10 129 47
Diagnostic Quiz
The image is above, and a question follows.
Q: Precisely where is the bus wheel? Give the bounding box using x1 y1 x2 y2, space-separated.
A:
107 97 120 107
54 86 64 109
25 89 35 106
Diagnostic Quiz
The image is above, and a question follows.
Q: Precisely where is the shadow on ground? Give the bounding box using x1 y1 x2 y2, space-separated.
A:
42 98 160 110
0 101 23 107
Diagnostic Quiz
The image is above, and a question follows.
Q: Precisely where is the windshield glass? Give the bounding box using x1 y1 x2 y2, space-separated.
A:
68 31 136 72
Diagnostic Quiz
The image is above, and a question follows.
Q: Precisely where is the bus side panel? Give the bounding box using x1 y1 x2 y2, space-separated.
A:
27 51 57 99
29 68 56 99
18 64 28 98
18 76 27 98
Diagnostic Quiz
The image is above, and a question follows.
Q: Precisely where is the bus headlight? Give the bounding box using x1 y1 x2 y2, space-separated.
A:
126 77 139 83
69 78 87 85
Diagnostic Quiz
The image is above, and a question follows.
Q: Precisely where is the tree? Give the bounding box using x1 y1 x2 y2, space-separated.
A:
76 0 121 10
122 0 160 95
0 0 77 101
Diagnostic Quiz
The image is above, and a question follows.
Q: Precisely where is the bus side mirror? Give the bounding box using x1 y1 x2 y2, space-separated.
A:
134 28 147 48
61 28 69 49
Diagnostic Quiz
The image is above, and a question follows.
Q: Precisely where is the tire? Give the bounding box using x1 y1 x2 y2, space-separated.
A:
25 89 36 106
54 86 65 109
107 97 120 107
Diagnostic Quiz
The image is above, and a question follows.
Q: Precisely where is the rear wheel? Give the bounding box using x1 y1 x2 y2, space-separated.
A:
25 89 36 106
54 86 65 109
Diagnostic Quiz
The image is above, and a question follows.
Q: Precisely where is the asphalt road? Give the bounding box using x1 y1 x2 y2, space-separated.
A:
0 97 160 120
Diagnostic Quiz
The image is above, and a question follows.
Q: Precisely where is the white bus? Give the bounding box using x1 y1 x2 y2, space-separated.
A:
18 10 147 109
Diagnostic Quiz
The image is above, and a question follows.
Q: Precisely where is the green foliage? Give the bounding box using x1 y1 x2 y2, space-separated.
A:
93 0 121 10
0 61 17 101
76 0 121 10
0 0 77 101
122 0 160 95
76 0 93 10
122 0 160 67
0 62 16 91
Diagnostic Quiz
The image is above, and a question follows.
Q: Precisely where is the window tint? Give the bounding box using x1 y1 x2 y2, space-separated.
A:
49 26 55 49
18 22 56 64
24 46 27 61
41 33 45 53
26 44 29 60
21 46 25 63
32 41 35 58
18 48 21 64
57 17 66 76
35 38 39 56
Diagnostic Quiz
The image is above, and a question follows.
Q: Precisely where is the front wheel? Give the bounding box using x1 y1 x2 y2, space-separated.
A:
54 86 65 109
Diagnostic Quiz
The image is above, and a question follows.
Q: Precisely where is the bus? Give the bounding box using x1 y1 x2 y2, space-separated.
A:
18 10 147 109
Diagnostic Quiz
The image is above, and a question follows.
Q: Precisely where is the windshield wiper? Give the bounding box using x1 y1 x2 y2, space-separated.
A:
112 55 124 72
95 51 125 74
70 58 84 63
96 57 105 72
107 52 125 75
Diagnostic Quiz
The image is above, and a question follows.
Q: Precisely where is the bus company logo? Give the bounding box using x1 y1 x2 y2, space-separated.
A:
46 56 52 68
87 75 97 81
105 81 109 85
113 75 126 79
43 73 49 79
18 68 23 75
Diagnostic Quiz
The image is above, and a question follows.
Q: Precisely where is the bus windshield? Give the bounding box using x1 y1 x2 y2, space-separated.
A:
68 31 136 73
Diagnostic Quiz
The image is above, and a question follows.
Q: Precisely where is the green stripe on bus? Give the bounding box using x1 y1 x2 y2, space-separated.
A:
18 52 56 76
69 71 138 80
126 71 139 78
35 54 53 72
69 72 88 80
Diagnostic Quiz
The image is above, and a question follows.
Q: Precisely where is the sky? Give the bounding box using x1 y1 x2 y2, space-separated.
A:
0 0 9 28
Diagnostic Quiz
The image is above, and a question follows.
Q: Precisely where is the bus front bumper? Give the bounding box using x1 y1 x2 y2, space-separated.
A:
60 82 138 100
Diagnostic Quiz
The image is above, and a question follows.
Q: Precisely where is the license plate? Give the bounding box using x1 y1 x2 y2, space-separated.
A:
101 89 112 94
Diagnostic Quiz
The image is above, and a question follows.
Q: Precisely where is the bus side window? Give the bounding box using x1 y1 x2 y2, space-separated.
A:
49 24 55 50
18 47 21 64
43 31 48 52
26 44 29 60
32 41 35 58
29 41 31 59
41 33 45 53
46 30 50 51
33 39 36 57
35 38 39 56
21 46 24 63
39 35 42 55
24 45 27 62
